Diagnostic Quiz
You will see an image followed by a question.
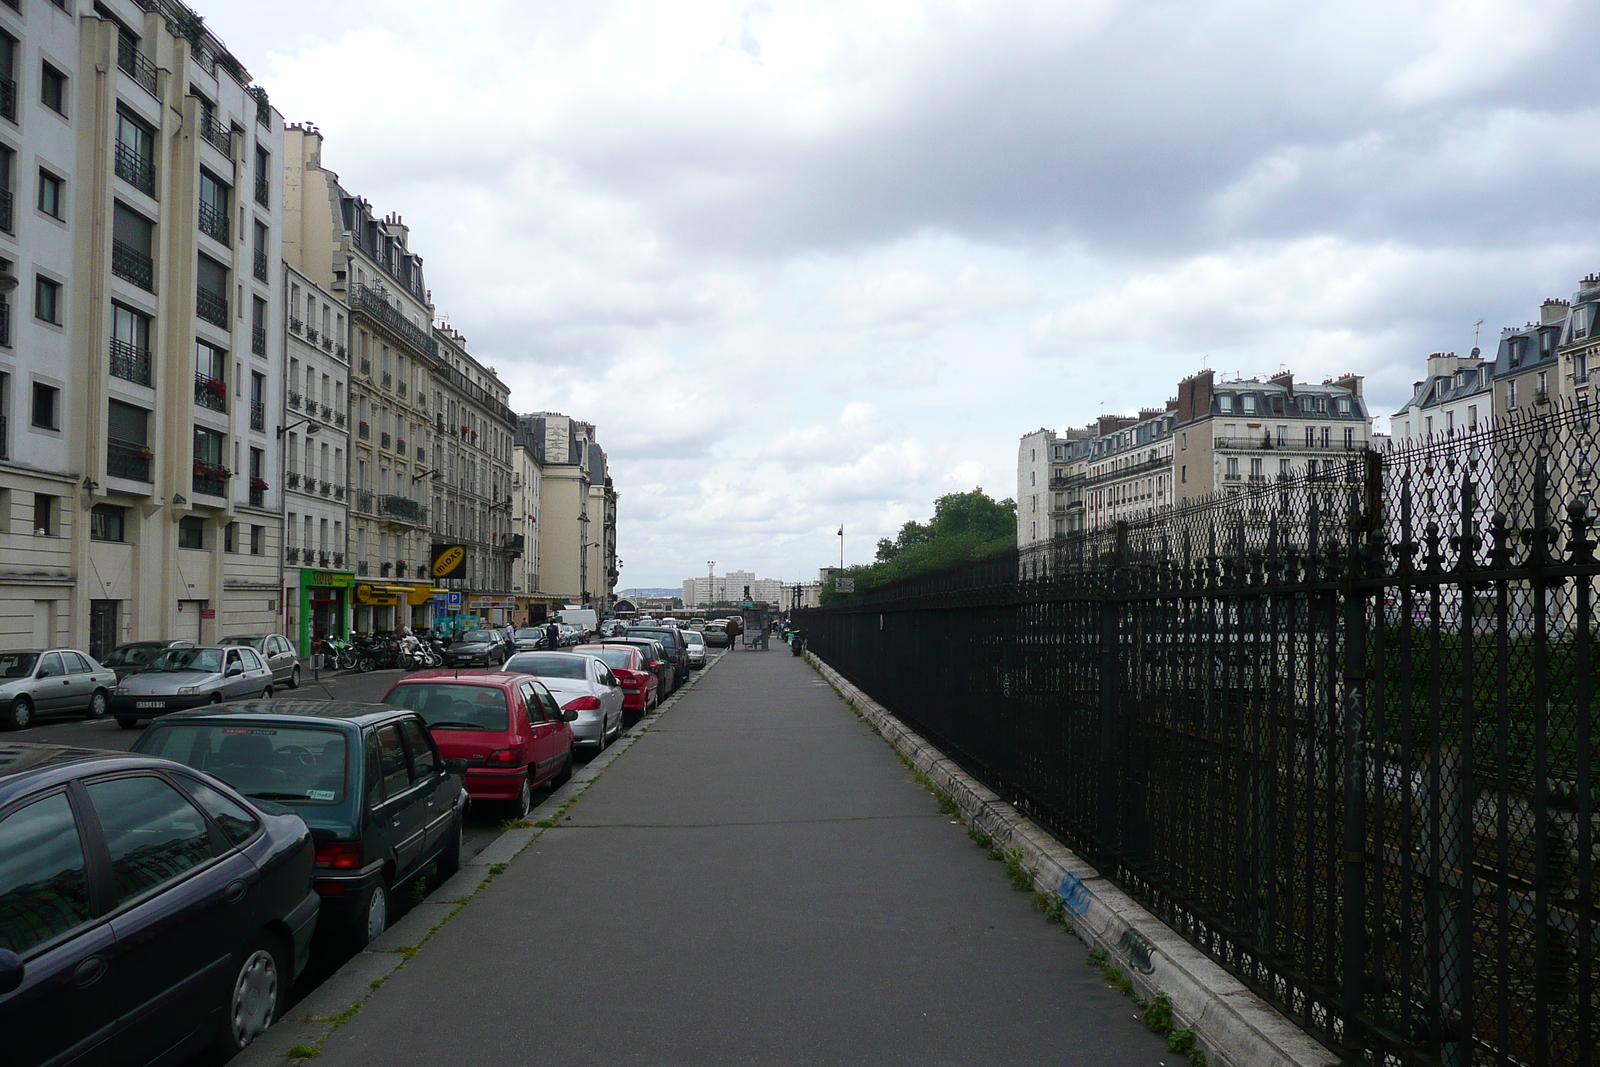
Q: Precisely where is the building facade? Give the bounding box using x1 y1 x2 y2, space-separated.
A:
681 570 786 608
1 3 286 657
281 263 351 655
510 437 542 618
1392 351 1493 445
516 412 614 611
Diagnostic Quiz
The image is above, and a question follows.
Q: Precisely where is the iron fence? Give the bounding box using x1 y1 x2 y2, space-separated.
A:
801 403 1600 1067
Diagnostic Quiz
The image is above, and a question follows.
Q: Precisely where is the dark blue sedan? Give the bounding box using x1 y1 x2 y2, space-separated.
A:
0 743 318 1066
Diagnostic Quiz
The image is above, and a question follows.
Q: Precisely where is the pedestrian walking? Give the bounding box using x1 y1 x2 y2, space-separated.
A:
725 614 742 650
546 620 561 649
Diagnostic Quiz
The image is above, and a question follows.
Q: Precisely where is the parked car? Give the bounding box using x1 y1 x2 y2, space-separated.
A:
685 620 707 632
382 671 576 817
132 699 468 949
571 644 661 721
99 640 196 682
110 645 276 728
0 741 319 1064
682 629 707 668
443 630 511 668
511 628 550 653
703 621 732 648
625 626 691 690
599 620 627 638
605 637 673 697
0 649 120 730
502 652 625 754
220 634 304 689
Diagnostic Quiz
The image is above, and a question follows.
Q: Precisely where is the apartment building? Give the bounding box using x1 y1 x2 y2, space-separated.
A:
681 570 786 608
1173 370 1372 505
283 124 440 632
1082 407 1178 530
0 3 285 657
1493 299 1567 421
431 324 519 625
516 412 613 611
587 450 617 617
1392 351 1493 445
510 436 542 618
281 263 351 655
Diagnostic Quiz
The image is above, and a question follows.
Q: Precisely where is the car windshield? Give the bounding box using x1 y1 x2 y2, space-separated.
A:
459 632 493 644
143 648 224 673
217 637 263 649
579 648 634 669
139 724 347 803
514 629 544 640
0 653 39 678
385 684 509 731
100 644 167 668
504 653 587 679
683 632 704 646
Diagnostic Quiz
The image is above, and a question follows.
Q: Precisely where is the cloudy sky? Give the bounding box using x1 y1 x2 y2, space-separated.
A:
206 0 1600 588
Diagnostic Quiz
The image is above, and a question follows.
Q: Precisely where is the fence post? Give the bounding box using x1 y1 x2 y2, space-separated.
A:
1098 521 1128 857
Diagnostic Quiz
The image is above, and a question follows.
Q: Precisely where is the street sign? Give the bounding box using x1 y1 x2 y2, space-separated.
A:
836 577 855 593
447 591 462 608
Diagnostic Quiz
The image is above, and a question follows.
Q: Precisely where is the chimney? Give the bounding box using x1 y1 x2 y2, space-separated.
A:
1542 298 1570 325
1333 373 1363 398
1269 370 1294 395
1165 397 1180 412
1424 352 1458 380
1178 369 1214 423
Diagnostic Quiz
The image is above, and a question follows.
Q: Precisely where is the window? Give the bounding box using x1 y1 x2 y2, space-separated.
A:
1280 458 1291 477
400 719 437 778
250 524 263 555
114 109 155 194
1344 427 1354 448
31 382 57 428
196 254 228 327
254 145 270 205
0 793 90 954
34 276 60 324
85 777 213 905
1425 416 1433 436
1337 397 1351 414
1508 379 1518 408
223 521 235 552
198 172 229 243
251 296 267 355
1468 404 1478 427
375 724 412 798
178 515 204 549
1250 457 1262 479
1321 427 1331 448
1241 394 1256 414
37 170 62 218
1305 426 1315 447
1446 411 1454 433
178 777 259 847
1180 465 1186 483
110 304 152 384
1225 457 1239 478
39 64 65 115
1217 394 1233 413
1538 370 1548 397
112 202 155 291
0 34 15 123
90 504 126 542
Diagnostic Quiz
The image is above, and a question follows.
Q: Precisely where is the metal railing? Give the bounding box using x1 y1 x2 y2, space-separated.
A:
192 468 228 497
380 432 390 450
250 401 265 432
306 326 318 344
357 421 370 440
289 317 302 334
194 373 226 412
378 494 426 525
1214 435 1366 451
286 472 300 489
252 325 266 355
117 38 159 97
1081 455 1167 489
200 114 231 154
106 439 151 482
354 489 374 513
806 404 1600 1067
196 286 228 327
109 339 152 386
349 283 438 358
254 172 269 206
112 239 154 291
249 486 264 508
287 391 301 410
0 76 15 122
198 200 229 244
253 250 268 281
334 412 346 427
114 142 154 195
0 188 12 234
357 560 368 576
285 547 300 564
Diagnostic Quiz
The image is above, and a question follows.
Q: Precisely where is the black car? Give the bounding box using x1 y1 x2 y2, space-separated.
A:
0 742 319 1066
133 700 468 948
607 637 674 697
444 630 511 667
625 627 690 691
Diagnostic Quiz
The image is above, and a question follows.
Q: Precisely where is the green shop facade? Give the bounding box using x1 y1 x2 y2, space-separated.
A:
289 568 354 658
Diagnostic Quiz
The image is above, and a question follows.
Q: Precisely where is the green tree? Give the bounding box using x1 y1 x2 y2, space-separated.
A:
823 488 1016 602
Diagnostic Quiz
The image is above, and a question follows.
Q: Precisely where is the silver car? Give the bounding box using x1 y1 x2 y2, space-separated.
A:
502 651 625 753
110 644 276 728
0 649 119 729
220 633 303 688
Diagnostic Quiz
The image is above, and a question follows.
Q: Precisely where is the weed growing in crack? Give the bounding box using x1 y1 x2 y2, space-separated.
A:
488 862 508 876
1135 990 1207 1065
500 818 533 830
1001 848 1033 891
287 1044 321 1061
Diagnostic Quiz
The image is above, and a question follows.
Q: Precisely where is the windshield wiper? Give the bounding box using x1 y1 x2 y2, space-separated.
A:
425 720 484 730
247 791 313 800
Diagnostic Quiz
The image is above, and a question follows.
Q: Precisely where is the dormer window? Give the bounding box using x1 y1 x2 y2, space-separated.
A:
1299 395 1312 412
1575 306 1592 341
1217 394 1233 413
1241 394 1256 414
1337 397 1351 414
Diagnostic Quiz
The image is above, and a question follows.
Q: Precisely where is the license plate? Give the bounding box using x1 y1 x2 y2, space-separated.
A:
136 701 164 709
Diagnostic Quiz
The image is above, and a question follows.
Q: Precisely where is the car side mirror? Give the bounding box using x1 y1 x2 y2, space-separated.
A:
226 666 243 677
0 949 23 995
444 758 468 776
563 709 579 722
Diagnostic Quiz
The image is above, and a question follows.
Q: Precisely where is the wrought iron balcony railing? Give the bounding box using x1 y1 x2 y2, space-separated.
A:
201 114 231 154
196 286 228 327
287 391 301 410
109 339 152 386
117 38 159 97
194 373 226 412
0 188 12 234
349 284 438 358
249 486 265 508
0 76 16 122
253 250 268 281
198 200 230 244
286 472 300 489
252 325 267 356
106 439 152 482
250 401 265 432
114 143 154 195
112 240 154 291
254 172 269 206
378 494 426 525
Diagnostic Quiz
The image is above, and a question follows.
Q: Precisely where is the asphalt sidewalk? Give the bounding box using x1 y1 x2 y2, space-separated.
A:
311 647 1167 1066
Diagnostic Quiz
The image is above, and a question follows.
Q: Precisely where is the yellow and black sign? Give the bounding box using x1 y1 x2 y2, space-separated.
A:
354 584 398 606
431 544 467 579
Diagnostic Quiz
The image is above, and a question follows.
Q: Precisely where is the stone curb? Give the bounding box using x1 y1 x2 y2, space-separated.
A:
229 651 728 1066
805 652 1338 1067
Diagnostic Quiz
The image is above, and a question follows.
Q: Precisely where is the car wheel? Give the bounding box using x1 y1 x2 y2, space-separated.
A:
210 692 223 705
436 816 462 881
289 666 301 689
4 697 32 730
262 686 274 698
511 776 532 818
86 690 109 719
218 936 286 1056
353 879 389 948
116 716 139 729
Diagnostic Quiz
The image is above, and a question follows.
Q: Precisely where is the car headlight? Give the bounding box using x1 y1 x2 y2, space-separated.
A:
177 686 197 695
113 686 128 695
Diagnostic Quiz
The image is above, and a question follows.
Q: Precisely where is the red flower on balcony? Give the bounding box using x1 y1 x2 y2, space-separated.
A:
250 478 269 491
194 460 232 480
203 378 226 400
460 425 469 435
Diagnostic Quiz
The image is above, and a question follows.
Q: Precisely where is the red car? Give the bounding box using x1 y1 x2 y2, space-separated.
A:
572 643 660 721
382 670 576 817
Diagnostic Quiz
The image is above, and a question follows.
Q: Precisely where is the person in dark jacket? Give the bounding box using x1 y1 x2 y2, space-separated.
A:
546 621 561 649
725 614 742 650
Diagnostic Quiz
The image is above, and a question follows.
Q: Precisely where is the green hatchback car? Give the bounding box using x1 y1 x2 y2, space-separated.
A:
132 699 468 947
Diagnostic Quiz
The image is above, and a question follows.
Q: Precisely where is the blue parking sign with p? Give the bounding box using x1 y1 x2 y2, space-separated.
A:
447 591 462 608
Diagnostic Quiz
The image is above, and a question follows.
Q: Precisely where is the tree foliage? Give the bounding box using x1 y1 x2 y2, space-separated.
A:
822 489 1015 603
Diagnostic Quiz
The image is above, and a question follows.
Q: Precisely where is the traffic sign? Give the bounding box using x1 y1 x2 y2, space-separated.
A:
447 591 462 608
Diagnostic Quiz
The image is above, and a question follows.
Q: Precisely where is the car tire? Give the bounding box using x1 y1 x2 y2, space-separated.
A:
3 697 32 731
511 776 532 818
352 879 389 949
262 686 273 698
436 816 462 881
116 716 139 730
289 666 301 689
86 689 109 719
217 935 286 1057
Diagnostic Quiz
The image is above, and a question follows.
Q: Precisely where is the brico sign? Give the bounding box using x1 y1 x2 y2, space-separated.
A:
431 544 467 579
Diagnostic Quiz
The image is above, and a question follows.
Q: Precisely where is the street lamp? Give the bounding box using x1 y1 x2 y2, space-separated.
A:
276 419 321 439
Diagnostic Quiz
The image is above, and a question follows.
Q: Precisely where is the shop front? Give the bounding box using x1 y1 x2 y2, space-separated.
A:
291 568 354 658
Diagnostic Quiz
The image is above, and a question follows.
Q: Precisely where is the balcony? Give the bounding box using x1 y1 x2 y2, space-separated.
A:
357 421 370 440
318 553 331 568
1081 456 1168 489
395 438 406 456
349 284 439 358
109 339 152 386
254 173 269 207
354 489 375 514
287 391 301 410
286 472 301 489
0 76 15 122
289 318 302 334
322 336 333 352
196 287 228 328
360 358 371 376
336 343 347 358
382 372 392 389
334 412 346 428
334 485 346 501
380 432 391 450
252 325 267 356
286 547 300 564
416 446 426 463
320 481 332 497
201 114 231 155
378 494 427 526
397 380 407 397
106 439 152 482
198 201 230 244
112 240 154 291
194 374 227 412
250 401 265 432
114 143 154 195
320 404 333 421
253 250 268 281
192 461 230 498
117 40 160 96
333 552 344 567
249 485 265 508
357 561 368 576
0 188 11 234
306 326 319 345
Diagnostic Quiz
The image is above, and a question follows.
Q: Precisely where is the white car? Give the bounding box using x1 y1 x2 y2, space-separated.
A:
682 629 707 668
503 651 626 753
